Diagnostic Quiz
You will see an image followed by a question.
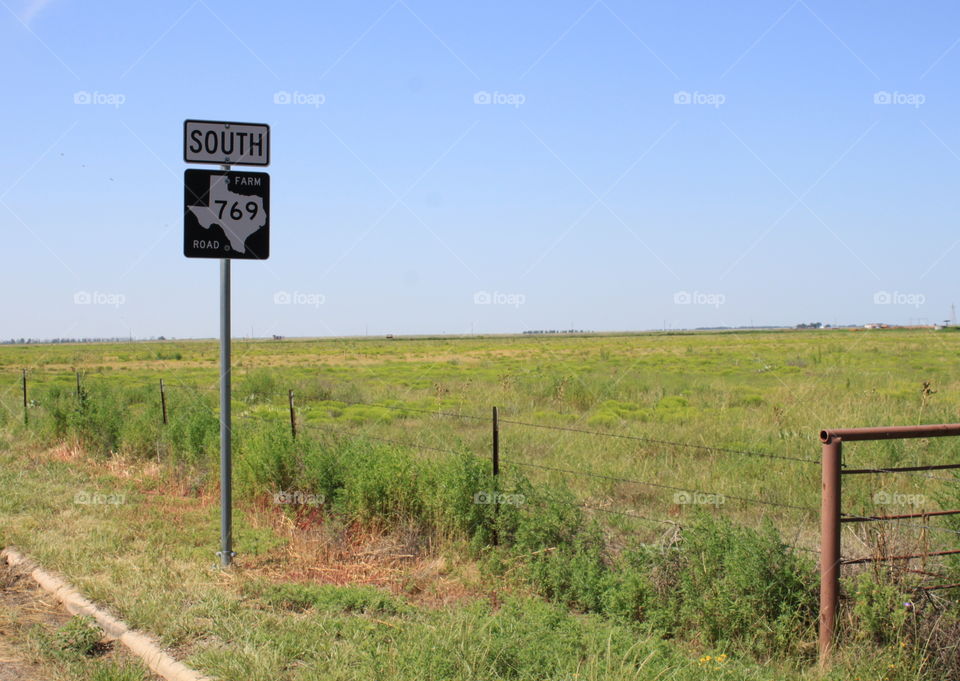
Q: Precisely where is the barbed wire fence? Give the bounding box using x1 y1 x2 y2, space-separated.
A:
5 368 960 593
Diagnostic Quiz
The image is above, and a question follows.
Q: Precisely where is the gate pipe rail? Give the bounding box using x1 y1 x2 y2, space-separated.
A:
818 423 960 666
821 424 960 443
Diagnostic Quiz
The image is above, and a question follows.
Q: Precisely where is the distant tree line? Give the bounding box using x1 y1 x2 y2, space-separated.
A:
2 337 169 345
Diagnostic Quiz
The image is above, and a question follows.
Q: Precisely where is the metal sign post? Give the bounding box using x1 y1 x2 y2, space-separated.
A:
183 119 270 569
219 202 232 566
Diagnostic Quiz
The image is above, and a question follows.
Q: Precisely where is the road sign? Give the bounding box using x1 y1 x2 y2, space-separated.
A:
182 119 272 568
184 169 269 259
183 120 270 166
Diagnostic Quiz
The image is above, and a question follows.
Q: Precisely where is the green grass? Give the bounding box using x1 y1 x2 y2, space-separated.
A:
1 329 959 679
4 329 959 546
0 442 930 680
0 590 153 681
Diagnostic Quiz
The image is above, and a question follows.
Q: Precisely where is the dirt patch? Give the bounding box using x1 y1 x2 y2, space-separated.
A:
0 562 67 680
0 637 42 681
241 510 489 608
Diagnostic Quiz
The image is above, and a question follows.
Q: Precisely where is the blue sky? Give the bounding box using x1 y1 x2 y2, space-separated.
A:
3 0 960 339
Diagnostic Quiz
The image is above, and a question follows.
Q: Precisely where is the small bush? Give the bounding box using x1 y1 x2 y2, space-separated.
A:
61 384 124 455
848 573 908 644
236 423 300 497
53 615 103 657
163 402 218 465
118 405 163 459
334 441 426 524
240 370 278 404
655 513 815 656
499 509 816 659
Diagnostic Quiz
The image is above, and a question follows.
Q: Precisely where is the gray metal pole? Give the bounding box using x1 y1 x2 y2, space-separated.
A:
219 238 233 568
492 405 500 546
492 406 499 476
288 389 297 439
160 379 168 425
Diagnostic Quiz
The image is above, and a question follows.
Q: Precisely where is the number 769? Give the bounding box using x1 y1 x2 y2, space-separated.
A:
214 200 259 220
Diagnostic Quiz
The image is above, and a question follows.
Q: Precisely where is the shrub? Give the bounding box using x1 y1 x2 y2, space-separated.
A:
66 385 124 455
236 422 300 498
333 440 426 524
163 400 219 465
300 438 345 505
498 508 816 659
53 615 103 657
848 573 908 644
643 513 815 656
118 404 163 459
239 370 278 404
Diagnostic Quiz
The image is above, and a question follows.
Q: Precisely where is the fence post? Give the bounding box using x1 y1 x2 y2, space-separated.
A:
21 369 27 425
492 406 500 476
492 406 500 546
75 371 82 402
288 389 297 439
160 379 168 425
819 435 842 665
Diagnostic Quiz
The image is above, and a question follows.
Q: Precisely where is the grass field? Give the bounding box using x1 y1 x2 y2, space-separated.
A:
5 329 960 539
2 328 960 679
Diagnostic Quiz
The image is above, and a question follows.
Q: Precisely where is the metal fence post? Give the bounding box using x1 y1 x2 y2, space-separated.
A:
76 371 82 402
492 406 501 546
160 379 168 425
288 389 297 439
492 406 500 477
819 435 842 665
21 369 27 425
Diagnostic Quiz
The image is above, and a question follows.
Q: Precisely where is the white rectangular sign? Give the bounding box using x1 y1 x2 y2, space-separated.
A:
183 119 270 167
